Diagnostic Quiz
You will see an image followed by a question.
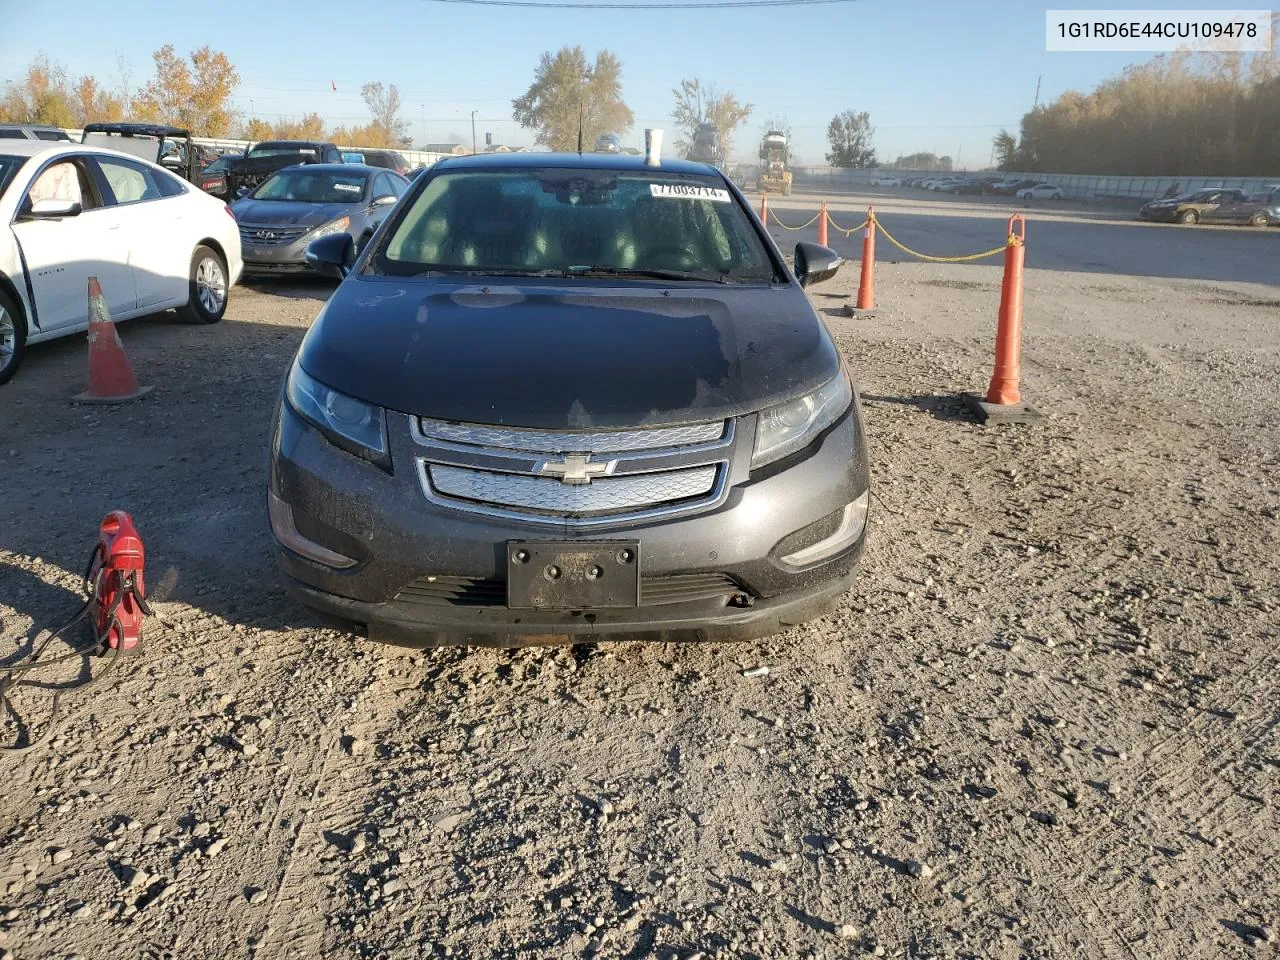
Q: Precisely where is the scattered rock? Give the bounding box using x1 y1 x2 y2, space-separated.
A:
349 833 367 856
381 878 404 897
50 847 73 865
837 923 858 939
205 837 228 858
142 825 162 844
907 859 933 879
247 887 269 905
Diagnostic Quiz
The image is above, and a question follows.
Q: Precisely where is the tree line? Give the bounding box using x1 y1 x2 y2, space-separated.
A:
995 48 1280 176
3 45 885 168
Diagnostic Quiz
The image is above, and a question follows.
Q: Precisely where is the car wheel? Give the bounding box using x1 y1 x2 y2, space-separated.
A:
1249 211 1268 227
179 245 229 324
0 288 27 386
1177 210 1198 225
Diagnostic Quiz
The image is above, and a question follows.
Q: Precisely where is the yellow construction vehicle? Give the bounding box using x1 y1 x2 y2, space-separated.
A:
757 130 792 196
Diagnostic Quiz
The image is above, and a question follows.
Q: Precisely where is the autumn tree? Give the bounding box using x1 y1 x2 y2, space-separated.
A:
825 110 876 168
991 130 1018 170
671 79 752 160
0 56 78 127
359 82 410 147
134 44 240 136
513 47 634 152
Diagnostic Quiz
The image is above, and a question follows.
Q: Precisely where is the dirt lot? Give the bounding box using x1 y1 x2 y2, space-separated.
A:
2 215 1278 960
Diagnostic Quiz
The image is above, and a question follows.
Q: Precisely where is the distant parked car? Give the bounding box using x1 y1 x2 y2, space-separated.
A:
0 124 72 142
993 179 1038 196
198 152 243 201
949 178 999 195
359 150 410 175
1016 183 1064 200
1138 188 1276 226
871 175 900 186
928 178 962 192
230 164 409 276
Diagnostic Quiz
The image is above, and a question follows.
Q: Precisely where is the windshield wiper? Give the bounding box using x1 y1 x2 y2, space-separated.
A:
426 268 568 278
566 265 729 283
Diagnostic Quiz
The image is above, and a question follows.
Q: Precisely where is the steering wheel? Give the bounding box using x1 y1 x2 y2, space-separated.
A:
643 244 699 270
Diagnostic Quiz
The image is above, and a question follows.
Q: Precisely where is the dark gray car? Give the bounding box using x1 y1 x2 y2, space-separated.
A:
231 164 408 275
267 153 870 647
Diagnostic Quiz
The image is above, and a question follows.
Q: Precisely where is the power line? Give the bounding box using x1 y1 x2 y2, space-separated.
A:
425 0 862 8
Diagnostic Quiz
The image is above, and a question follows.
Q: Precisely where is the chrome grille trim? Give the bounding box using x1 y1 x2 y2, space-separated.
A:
238 225 309 246
415 418 726 453
428 464 718 514
410 417 736 525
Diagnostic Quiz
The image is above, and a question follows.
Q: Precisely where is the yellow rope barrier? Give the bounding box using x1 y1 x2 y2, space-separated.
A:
767 210 821 231
870 212 1010 263
825 213 869 235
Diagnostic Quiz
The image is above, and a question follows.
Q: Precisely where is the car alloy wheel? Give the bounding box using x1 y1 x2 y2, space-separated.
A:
0 305 14 368
196 255 227 315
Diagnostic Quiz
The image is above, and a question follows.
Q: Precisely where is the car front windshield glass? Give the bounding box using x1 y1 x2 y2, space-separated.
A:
253 171 367 203
379 168 777 282
251 146 319 158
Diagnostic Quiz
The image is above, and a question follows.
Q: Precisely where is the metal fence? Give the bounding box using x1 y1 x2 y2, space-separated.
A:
734 163 1279 204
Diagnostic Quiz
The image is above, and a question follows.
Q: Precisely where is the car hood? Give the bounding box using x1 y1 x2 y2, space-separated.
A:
230 199 356 228
297 278 841 429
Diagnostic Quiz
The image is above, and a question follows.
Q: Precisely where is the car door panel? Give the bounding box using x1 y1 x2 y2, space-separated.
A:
92 156 192 310
10 157 135 330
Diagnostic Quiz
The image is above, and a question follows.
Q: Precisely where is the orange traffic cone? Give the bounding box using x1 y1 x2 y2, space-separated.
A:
967 214 1042 424
72 277 153 404
817 200 829 248
759 194 768 227
843 207 877 317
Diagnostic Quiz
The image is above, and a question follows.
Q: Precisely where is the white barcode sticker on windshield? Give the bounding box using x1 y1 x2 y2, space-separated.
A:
333 183 362 193
650 183 731 202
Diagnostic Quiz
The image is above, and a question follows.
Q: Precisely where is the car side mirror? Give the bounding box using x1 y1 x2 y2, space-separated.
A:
372 194 396 207
793 241 841 288
23 198 83 220
306 233 355 280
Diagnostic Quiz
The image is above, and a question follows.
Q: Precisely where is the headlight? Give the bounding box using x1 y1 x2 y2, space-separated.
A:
308 215 351 239
285 358 387 462
752 368 853 469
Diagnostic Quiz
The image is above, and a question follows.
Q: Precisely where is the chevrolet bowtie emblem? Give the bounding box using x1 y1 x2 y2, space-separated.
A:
538 453 617 485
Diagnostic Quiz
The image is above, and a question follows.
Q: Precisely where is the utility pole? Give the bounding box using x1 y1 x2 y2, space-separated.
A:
471 110 477 155
1033 75 1041 110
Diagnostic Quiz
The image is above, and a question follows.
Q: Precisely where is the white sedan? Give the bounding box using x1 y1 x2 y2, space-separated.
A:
0 140 242 384
1016 183 1064 200
871 176 901 187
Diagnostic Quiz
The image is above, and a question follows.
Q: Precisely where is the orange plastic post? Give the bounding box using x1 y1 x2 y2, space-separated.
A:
817 200 829 247
759 194 768 226
855 207 875 311
986 214 1026 406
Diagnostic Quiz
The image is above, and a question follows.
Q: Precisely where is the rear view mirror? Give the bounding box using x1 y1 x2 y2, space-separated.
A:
306 233 355 280
793 241 841 287
24 199 83 220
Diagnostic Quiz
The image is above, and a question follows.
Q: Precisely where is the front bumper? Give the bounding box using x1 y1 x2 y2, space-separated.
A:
269 400 870 646
240 238 321 275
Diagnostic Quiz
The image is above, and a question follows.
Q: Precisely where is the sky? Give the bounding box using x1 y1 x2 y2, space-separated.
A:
0 0 1229 165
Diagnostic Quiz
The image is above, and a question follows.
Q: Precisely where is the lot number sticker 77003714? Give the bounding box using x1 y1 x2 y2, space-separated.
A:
649 183 731 202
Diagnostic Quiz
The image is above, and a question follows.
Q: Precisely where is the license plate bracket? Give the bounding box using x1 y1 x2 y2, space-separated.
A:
506 541 640 609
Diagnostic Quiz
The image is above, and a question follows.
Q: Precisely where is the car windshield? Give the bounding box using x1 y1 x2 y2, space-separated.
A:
0 155 23 197
253 170 368 203
252 146 319 158
378 168 777 283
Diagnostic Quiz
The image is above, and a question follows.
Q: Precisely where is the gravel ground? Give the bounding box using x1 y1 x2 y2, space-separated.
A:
1 237 1278 960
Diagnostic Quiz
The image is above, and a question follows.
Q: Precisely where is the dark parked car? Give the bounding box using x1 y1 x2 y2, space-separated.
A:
0 124 72 141
268 152 870 647
198 152 243 201
221 140 346 198
1138 188 1276 225
231 164 408 275
359 149 410 175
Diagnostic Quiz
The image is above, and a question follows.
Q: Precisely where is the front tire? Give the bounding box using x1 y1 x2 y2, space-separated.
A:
0 288 27 386
1249 211 1268 227
179 245 229 324
1177 210 1198 225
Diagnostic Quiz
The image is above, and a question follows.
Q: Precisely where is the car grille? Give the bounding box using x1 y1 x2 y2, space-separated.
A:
238 225 309 246
427 464 718 514
411 418 735 526
395 572 744 607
